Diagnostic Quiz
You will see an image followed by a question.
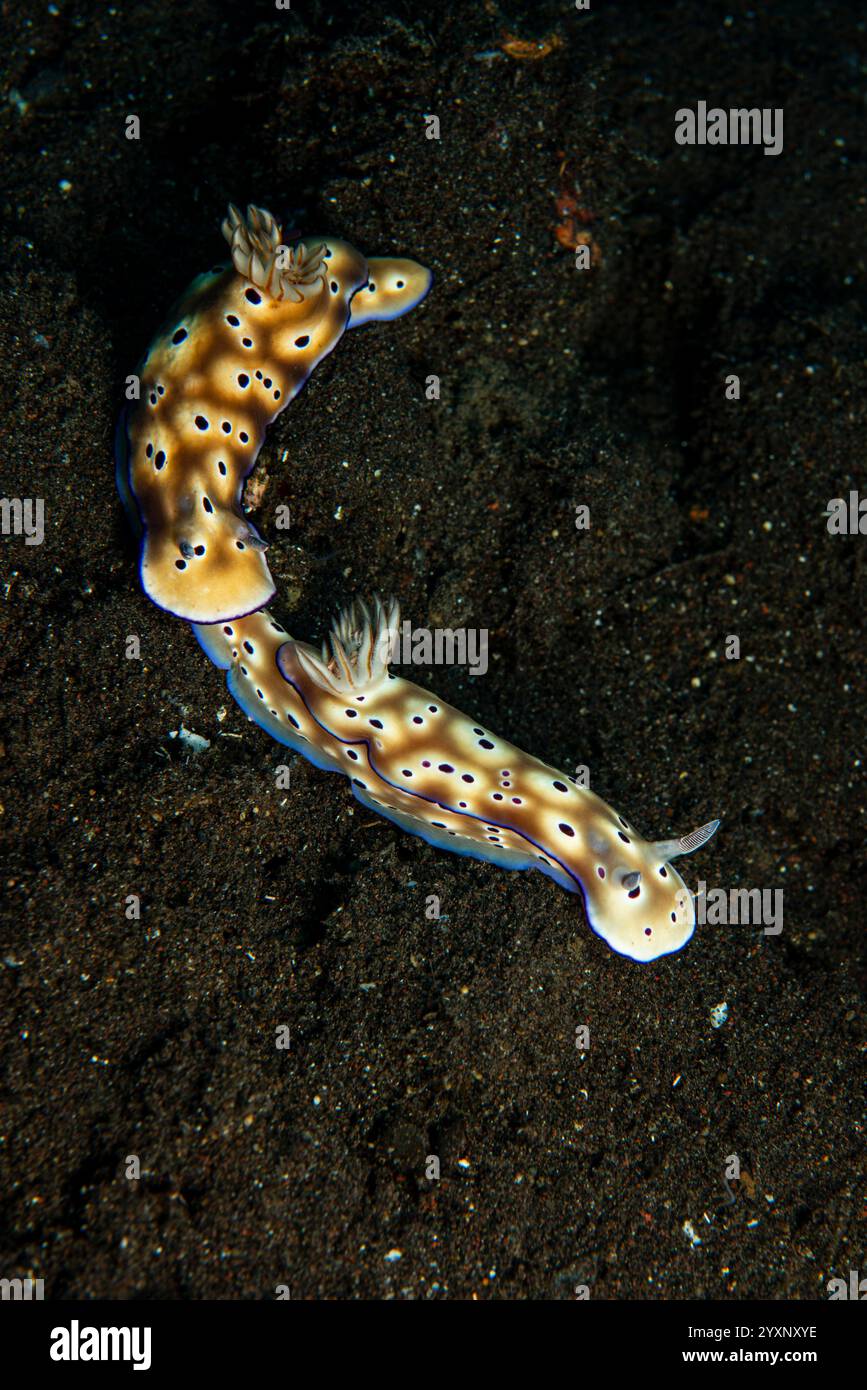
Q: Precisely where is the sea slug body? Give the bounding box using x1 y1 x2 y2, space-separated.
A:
118 204 432 623
119 204 720 963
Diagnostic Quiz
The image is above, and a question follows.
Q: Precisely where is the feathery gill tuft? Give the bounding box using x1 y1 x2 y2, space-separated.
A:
222 203 327 303
295 595 400 695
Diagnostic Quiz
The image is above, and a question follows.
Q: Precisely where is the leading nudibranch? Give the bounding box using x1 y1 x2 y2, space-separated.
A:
118 203 432 623
118 203 720 963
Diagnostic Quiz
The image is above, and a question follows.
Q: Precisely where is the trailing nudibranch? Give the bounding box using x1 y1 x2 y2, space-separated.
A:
118 203 720 962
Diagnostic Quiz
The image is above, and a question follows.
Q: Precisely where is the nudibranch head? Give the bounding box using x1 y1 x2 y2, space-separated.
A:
139 504 275 625
577 818 721 963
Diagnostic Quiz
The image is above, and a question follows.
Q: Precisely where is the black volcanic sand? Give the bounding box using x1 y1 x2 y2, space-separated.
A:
0 0 864 1300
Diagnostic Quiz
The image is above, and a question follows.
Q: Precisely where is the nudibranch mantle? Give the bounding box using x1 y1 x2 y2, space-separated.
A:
120 203 721 963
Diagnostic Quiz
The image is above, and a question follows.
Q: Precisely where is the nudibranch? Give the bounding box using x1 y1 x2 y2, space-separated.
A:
117 203 432 622
118 204 720 962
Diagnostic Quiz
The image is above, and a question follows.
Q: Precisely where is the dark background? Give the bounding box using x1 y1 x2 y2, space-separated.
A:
0 0 864 1298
